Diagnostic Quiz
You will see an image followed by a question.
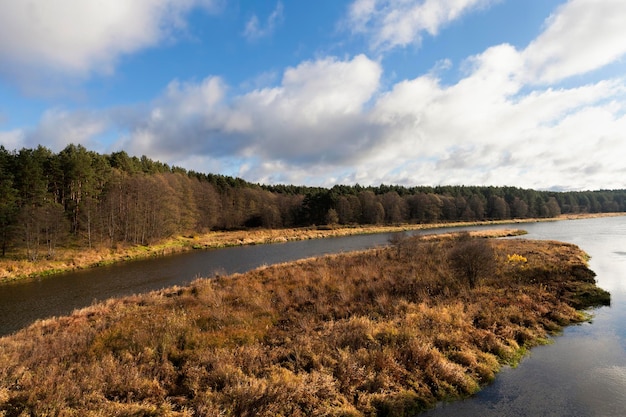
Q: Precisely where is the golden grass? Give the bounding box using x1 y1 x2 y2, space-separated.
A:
0 217 533 282
2 211 624 282
0 234 609 416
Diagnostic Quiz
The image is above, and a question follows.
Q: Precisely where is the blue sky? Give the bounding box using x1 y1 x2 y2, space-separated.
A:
1 0 625 190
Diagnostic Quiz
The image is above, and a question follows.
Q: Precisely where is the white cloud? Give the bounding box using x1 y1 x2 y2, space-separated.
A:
243 54 381 123
118 44 625 190
115 54 383 167
8 47 626 190
163 77 226 115
0 108 110 153
0 130 26 151
5 0 626 190
522 0 626 84
114 76 228 160
224 54 383 165
243 2 284 41
366 50 626 189
347 0 498 50
0 0 220 88
30 109 110 151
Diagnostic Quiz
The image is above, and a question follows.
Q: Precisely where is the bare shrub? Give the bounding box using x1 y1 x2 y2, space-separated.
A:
448 233 496 289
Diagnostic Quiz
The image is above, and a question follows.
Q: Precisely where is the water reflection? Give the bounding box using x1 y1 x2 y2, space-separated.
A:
424 323 626 417
424 216 626 417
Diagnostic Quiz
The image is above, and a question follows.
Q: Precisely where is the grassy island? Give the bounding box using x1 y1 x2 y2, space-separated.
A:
0 232 610 416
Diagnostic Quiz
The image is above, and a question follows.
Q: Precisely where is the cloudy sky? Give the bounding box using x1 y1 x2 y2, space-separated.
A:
1 0 625 190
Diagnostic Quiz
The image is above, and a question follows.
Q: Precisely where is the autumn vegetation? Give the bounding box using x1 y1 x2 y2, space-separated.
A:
2 144 626 280
0 232 610 416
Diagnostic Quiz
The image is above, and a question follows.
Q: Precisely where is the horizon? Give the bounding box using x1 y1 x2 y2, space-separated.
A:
1 1 625 191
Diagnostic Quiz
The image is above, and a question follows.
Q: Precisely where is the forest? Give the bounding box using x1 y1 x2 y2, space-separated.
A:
1 144 625 260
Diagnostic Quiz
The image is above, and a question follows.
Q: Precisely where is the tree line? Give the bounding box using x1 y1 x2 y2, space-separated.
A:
1 144 625 259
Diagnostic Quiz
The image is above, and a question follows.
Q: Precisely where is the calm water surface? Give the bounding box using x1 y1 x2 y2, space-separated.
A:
0 224 501 336
424 216 626 417
1 217 625 416
0 232 391 336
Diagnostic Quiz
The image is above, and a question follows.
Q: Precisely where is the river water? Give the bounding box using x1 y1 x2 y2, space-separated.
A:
1 216 625 415
424 216 626 417
0 224 493 336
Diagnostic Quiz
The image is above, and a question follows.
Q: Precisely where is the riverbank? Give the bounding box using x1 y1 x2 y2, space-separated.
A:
1 212 623 282
0 234 610 416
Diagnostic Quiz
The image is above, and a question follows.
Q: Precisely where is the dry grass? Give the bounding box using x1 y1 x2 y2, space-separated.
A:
0 225 525 282
0 234 609 416
4 210 622 282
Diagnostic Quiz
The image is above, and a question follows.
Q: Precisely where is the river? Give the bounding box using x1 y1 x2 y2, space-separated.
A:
423 216 626 417
0 224 498 336
1 216 625 415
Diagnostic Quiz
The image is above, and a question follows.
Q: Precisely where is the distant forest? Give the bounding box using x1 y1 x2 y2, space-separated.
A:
1 144 625 259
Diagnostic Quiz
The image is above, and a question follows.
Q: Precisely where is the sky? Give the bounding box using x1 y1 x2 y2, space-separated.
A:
1 0 625 191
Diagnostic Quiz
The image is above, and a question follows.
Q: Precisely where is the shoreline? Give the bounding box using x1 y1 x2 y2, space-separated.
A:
0 235 610 415
1 212 624 282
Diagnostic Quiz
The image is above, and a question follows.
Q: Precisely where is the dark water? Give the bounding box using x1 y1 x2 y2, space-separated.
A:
0 233 379 336
0 225 480 336
1 217 625 416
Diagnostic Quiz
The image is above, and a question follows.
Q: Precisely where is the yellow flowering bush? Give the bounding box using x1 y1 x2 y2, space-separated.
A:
507 253 528 264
